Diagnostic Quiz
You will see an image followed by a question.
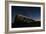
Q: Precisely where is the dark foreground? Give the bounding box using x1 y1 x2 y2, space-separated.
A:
12 21 41 28
12 15 41 28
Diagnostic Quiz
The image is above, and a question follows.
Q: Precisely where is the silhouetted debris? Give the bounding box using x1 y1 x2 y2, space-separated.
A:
12 14 41 28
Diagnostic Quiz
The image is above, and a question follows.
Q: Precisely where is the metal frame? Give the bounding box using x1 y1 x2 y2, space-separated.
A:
5 1 45 34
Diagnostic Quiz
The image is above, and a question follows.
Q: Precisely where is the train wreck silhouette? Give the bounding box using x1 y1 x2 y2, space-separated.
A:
12 14 41 28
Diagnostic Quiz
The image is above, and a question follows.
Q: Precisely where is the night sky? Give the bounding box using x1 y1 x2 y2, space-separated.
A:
12 6 41 23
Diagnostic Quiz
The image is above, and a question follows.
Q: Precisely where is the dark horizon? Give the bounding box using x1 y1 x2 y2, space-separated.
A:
12 14 41 28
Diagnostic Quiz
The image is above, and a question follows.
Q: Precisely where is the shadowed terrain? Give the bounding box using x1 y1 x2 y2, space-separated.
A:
12 15 41 28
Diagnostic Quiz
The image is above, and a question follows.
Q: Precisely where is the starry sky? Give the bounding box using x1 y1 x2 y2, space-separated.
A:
11 6 41 23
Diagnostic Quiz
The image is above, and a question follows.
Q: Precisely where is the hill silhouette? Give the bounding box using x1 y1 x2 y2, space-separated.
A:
12 14 41 28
